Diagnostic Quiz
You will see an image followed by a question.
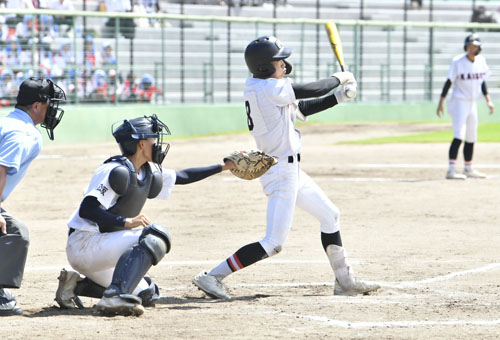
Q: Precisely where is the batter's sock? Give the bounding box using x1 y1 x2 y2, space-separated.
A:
448 138 462 163
464 161 473 172
321 231 342 251
464 142 474 163
208 242 268 278
448 159 457 171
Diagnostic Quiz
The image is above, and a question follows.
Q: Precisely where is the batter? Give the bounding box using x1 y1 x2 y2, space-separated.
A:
193 36 380 299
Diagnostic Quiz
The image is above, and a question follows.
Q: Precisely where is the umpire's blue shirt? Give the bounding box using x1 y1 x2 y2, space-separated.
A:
0 108 42 202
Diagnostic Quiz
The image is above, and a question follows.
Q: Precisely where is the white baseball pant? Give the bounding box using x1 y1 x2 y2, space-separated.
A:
66 229 150 295
258 156 340 256
447 98 478 143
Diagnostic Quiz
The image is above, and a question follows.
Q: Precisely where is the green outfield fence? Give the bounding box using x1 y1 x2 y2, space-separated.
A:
0 102 497 144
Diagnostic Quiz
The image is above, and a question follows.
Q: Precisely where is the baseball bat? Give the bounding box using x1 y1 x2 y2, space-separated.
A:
325 22 345 72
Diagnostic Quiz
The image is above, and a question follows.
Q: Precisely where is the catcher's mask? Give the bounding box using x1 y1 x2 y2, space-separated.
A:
464 33 482 55
112 114 170 166
244 36 293 79
16 78 66 140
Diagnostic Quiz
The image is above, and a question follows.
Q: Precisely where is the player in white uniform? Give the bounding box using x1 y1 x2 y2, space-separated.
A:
437 33 494 180
193 36 380 299
55 115 236 316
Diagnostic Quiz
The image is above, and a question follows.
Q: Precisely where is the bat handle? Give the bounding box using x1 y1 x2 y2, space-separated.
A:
340 65 345 72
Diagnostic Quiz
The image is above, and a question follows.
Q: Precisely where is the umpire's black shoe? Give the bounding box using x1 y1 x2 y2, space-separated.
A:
0 289 23 316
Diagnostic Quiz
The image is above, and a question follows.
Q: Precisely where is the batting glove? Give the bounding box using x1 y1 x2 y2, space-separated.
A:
334 80 357 103
332 71 356 85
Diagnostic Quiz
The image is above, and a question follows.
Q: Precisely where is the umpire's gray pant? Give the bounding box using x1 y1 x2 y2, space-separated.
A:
0 209 29 289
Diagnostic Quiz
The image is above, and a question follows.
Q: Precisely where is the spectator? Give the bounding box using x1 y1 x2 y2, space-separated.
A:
2 36 29 70
100 42 116 67
4 0 33 30
15 15 36 45
102 0 136 40
141 0 160 27
107 69 121 102
0 69 17 99
119 71 136 102
471 6 494 23
493 6 500 23
37 43 54 77
44 0 75 37
39 14 56 43
90 69 108 101
81 35 98 70
0 16 9 45
410 0 422 9
136 73 160 102
53 42 74 83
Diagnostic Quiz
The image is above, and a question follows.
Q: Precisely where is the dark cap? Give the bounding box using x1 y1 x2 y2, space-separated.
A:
16 78 54 106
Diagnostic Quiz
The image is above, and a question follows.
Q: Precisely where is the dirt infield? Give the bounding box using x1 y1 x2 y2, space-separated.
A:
4 123 500 339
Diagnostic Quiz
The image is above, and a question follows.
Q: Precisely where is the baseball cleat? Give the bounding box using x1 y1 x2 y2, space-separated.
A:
55 268 84 309
446 169 466 180
0 289 23 316
96 295 145 316
334 278 380 296
464 169 487 178
192 271 231 299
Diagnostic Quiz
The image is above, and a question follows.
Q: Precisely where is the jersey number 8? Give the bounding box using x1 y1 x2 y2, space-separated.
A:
245 100 254 131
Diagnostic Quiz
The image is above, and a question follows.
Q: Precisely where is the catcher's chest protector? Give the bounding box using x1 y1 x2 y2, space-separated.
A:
104 156 163 221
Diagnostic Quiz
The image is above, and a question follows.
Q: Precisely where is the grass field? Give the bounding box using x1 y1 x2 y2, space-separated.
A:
340 122 500 144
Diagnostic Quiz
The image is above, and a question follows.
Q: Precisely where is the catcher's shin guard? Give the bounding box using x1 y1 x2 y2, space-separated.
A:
104 225 170 298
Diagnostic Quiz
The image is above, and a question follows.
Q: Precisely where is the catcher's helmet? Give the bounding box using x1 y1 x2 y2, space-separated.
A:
244 36 293 79
112 114 170 166
464 33 481 54
16 77 66 140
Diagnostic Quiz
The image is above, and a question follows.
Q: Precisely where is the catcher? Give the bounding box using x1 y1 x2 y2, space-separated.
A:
55 114 274 316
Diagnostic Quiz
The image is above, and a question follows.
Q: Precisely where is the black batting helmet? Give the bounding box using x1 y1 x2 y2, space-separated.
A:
112 114 170 166
464 33 481 54
16 78 66 140
244 36 293 79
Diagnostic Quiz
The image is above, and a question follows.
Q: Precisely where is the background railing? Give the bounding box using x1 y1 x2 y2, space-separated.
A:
0 2 499 105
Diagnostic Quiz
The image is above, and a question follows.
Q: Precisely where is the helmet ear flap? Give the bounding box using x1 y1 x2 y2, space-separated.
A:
255 63 276 79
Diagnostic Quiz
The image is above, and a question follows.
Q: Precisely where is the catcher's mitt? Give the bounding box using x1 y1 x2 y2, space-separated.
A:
224 150 278 180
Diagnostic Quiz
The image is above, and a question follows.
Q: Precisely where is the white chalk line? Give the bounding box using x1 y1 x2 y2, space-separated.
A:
273 312 500 329
354 163 500 169
224 177 429 183
383 262 500 289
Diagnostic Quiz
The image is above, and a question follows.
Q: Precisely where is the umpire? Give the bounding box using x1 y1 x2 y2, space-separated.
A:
0 78 66 316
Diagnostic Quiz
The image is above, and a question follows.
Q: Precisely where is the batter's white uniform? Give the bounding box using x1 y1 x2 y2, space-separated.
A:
244 77 339 256
446 53 490 142
65 160 176 295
